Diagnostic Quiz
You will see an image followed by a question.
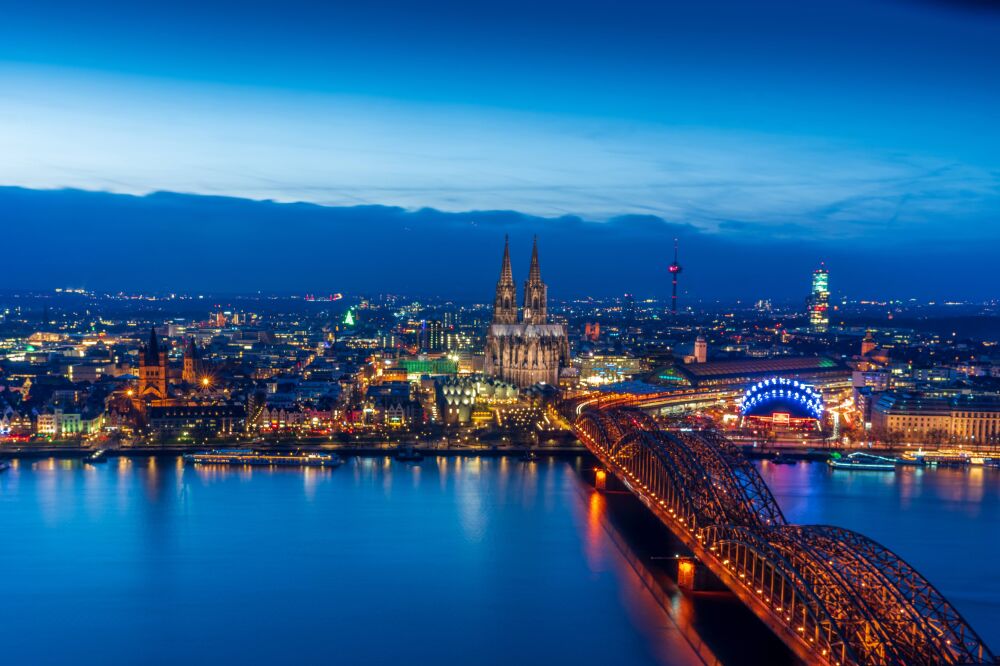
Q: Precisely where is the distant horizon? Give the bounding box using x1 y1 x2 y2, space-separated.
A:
2 283 995 308
2 184 998 304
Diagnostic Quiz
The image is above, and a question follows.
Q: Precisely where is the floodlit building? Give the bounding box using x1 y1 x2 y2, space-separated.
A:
871 391 1000 444
694 336 707 364
484 237 569 388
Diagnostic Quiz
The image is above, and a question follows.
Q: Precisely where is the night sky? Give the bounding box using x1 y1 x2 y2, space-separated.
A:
1 1 998 299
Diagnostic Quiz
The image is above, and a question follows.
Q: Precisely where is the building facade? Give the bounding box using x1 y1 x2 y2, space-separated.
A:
694 336 707 363
484 237 569 388
137 328 170 402
871 391 1000 445
182 338 202 384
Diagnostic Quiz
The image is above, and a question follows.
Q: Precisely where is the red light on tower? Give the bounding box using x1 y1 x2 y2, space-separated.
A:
668 239 682 315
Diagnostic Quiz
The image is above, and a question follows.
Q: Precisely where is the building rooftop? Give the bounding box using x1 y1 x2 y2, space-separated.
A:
678 356 843 379
875 391 1000 415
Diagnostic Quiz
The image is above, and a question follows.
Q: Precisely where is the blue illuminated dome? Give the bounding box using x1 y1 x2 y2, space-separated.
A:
740 378 824 420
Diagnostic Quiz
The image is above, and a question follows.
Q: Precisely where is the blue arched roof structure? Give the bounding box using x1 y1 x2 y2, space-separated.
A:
740 377 824 420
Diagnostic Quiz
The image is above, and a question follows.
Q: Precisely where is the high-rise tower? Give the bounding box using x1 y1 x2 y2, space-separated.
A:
668 238 682 315
492 235 518 325
808 263 830 333
522 236 548 325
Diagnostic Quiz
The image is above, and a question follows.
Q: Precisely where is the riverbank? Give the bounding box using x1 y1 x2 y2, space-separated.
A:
5 438 997 464
0 442 589 460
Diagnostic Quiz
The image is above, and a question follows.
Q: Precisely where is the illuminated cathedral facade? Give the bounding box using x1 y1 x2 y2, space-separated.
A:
484 237 569 388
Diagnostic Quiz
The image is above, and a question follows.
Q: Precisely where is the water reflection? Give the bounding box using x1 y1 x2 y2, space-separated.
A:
2 455 996 665
584 489 608 573
758 460 1000 647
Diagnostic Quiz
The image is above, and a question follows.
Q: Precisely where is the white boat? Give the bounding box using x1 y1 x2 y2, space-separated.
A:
828 452 896 471
183 450 341 467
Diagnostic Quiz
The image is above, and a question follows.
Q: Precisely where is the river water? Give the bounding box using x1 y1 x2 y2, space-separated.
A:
0 456 997 665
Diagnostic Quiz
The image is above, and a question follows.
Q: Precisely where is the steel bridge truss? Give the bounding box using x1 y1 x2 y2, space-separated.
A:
574 408 995 666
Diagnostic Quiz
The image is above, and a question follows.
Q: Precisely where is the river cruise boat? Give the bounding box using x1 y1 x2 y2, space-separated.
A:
183 450 341 468
828 452 896 471
899 448 973 467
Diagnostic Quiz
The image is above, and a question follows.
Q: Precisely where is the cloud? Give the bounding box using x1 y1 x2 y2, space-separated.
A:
1 65 998 243
2 185 997 301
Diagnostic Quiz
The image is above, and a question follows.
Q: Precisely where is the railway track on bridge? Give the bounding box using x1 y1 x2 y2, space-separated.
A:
571 406 996 666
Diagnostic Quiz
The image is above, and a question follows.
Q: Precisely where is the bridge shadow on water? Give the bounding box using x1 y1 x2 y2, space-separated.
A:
572 461 799 666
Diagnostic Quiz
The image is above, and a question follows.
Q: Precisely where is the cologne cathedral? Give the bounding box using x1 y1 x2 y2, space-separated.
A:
484 237 569 388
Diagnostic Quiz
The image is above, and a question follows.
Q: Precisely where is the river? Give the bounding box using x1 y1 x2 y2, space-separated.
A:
0 455 996 665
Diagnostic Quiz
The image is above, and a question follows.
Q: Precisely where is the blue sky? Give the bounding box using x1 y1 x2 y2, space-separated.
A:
1 0 998 296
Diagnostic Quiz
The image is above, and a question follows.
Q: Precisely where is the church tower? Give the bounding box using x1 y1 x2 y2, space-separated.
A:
138 328 168 402
493 235 518 325
521 236 548 325
183 338 200 384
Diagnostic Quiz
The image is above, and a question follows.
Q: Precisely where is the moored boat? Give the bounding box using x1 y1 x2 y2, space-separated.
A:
828 452 896 471
896 449 927 466
183 450 341 467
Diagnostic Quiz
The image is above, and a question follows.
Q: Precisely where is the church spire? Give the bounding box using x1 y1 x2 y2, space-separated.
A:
492 235 518 324
144 327 161 365
528 235 541 282
500 234 514 285
522 236 548 325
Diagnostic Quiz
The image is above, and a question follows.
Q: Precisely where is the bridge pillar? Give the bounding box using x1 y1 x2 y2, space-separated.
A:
594 467 607 490
677 557 699 591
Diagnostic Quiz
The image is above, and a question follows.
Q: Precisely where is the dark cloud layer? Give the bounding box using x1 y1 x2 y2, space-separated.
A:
1 187 995 301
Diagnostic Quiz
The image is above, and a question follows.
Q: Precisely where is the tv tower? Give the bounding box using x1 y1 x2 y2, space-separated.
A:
668 238 682 314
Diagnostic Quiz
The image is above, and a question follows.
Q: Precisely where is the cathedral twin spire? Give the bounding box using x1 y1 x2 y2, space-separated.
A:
492 235 547 326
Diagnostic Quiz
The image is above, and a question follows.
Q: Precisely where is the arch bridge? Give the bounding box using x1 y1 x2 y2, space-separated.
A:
573 407 995 666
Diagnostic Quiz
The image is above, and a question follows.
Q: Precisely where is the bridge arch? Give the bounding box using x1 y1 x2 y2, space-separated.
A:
571 406 996 666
